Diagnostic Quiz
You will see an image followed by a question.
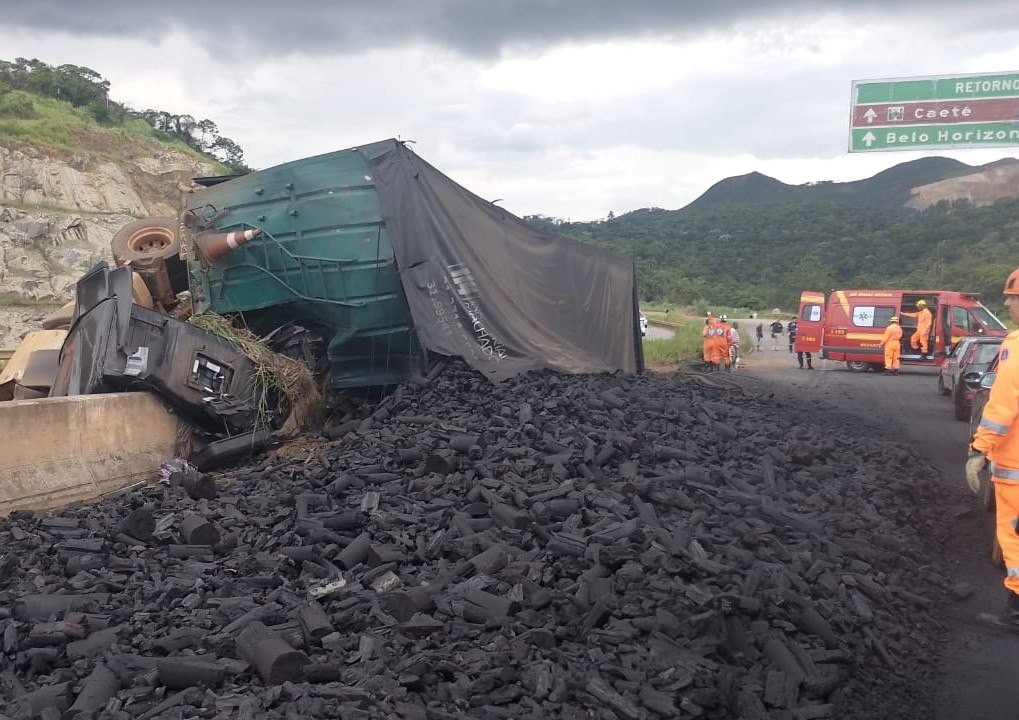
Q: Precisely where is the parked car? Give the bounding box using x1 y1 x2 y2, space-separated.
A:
639 311 648 337
946 336 1002 420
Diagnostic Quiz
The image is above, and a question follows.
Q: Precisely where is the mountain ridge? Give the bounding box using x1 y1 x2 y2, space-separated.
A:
680 156 1018 213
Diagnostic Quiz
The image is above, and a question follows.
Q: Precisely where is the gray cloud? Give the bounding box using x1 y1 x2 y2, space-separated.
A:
7 1 1017 60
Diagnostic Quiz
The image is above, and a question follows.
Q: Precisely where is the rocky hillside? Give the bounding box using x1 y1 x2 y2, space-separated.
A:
0 141 216 348
906 159 1019 210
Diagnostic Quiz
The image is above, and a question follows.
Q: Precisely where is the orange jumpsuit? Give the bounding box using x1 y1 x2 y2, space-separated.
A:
972 331 1019 597
881 323 902 371
713 322 732 369
702 321 713 364
902 307 932 354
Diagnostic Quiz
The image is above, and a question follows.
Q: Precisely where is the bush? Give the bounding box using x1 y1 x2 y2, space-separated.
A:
0 90 37 119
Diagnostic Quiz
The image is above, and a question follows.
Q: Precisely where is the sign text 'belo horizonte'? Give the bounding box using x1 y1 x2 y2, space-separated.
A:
850 71 1019 152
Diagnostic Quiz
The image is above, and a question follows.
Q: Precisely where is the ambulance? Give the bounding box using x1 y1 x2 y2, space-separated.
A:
794 289 1007 372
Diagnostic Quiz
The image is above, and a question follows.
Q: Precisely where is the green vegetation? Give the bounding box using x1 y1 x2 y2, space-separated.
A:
0 57 249 173
532 195 1019 312
642 317 705 366
641 312 751 365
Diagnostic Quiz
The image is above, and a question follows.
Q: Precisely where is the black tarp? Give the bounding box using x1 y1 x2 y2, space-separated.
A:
368 140 643 382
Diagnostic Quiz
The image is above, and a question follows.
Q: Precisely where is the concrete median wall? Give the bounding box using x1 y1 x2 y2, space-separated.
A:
0 393 180 516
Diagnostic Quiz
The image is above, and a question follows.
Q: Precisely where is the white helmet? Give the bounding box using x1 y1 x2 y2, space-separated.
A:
720 314 728 322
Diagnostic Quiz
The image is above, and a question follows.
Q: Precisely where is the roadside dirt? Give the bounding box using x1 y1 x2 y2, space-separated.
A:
737 337 1019 720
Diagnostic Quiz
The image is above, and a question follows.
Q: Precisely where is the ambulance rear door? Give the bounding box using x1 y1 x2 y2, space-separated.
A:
794 291 825 353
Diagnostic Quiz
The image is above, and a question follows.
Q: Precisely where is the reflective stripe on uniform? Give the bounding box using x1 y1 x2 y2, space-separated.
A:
1008 566 1019 578
981 416 1010 434
991 463 1019 481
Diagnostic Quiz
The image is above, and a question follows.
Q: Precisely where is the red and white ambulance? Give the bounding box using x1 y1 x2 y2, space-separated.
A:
794 289 1007 371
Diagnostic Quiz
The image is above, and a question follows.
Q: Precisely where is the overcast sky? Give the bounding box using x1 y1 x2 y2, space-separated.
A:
6 1 1019 220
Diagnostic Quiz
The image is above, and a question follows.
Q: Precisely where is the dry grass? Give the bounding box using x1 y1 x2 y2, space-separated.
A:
188 313 323 435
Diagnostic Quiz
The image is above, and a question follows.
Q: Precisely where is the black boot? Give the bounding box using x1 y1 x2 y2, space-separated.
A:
807 361 813 369
979 592 1019 631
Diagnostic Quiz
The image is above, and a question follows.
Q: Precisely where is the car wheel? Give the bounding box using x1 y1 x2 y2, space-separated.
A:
954 384 970 421
846 360 871 372
937 375 950 396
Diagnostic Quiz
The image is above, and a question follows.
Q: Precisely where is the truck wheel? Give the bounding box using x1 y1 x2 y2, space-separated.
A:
846 360 871 372
111 218 179 264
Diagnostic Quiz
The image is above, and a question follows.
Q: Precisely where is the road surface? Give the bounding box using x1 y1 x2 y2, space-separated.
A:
645 322 675 340
740 342 1017 720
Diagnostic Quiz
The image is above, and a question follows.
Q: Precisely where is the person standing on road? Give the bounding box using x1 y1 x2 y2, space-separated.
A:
902 299 933 357
728 321 741 369
770 319 783 350
702 316 715 371
881 315 902 374
787 318 798 354
713 315 733 372
967 268 1019 630
755 323 764 352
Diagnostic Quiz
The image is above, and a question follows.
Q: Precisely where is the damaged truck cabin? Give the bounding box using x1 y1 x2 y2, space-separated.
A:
181 138 643 389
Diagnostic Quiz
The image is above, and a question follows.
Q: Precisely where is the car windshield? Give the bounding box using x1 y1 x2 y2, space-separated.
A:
972 305 1008 331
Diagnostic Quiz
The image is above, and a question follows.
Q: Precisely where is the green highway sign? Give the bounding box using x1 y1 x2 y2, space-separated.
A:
850 71 1019 152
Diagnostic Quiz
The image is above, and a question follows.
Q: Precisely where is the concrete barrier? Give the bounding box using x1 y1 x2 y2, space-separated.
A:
0 393 181 516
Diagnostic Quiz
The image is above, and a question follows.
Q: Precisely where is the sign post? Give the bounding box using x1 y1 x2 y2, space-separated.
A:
849 71 1019 152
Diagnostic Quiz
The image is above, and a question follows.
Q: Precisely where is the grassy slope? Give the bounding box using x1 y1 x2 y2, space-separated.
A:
0 89 230 173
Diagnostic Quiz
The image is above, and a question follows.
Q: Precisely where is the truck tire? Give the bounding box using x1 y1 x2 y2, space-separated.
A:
846 360 871 372
111 218 189 298
111 218 179 264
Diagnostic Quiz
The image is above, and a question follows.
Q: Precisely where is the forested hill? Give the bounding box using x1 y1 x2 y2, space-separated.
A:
527 157 1019 311
687 157 974 211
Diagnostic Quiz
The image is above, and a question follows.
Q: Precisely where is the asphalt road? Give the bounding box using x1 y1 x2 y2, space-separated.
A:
740 342 1019 720
645 322 675 340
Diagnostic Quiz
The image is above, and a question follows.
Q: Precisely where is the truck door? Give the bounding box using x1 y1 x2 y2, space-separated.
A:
794 291 825 354
941 304 955 352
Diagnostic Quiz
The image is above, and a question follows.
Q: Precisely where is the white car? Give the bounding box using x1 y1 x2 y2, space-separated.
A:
639 311 648 337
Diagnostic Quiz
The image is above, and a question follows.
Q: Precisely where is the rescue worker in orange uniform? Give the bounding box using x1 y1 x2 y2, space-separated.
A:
702 315 714 369
968 267 1019 629
714 315 733 372
901 299 932 357
881 316 902 374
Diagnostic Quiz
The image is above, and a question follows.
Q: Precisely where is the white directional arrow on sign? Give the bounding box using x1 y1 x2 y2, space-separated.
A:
862 131 876 147
863 108 878 123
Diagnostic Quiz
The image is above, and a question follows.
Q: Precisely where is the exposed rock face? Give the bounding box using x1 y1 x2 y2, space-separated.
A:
0 144 215 347
906 159 1019 210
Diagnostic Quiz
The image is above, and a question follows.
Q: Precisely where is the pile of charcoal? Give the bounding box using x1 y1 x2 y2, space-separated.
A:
0 361 953 719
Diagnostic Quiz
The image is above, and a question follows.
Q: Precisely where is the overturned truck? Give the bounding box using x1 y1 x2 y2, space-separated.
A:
28 140 641 471
172 138 643 387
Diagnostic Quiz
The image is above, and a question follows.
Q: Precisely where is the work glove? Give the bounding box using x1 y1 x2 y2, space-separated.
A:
965 450 987 495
